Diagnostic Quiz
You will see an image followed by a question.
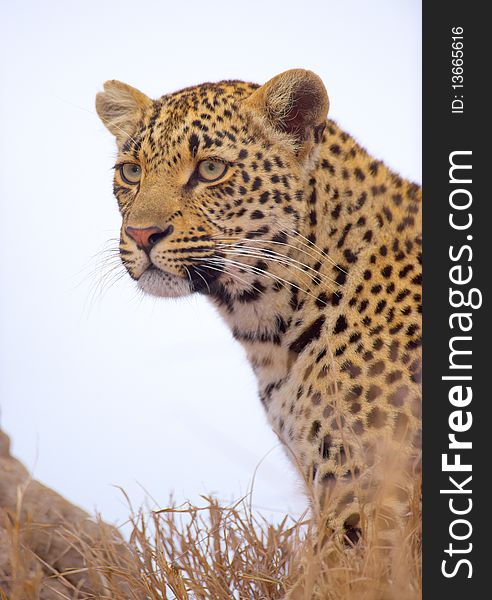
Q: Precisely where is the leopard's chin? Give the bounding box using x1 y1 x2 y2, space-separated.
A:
137 266 193 298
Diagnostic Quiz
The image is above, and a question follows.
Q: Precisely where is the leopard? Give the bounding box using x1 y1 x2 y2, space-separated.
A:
96 69 422 543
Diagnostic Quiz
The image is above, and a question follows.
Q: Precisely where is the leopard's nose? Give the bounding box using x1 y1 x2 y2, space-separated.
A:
125 225 174 252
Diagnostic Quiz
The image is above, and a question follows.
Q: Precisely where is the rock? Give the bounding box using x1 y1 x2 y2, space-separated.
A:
0 429 131 599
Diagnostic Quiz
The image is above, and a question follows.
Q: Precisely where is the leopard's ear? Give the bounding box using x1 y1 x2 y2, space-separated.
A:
96 80 152 143
244 69 329 153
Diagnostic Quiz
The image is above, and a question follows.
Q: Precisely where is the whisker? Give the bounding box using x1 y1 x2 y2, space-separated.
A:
191 261 266 297
216 244 341 290
192 266 212 295
219 249 327 292
202 256 330 307
287 228 347 273
183 265 193 288
216 246 340 295
79 242 128 316
88 264 126 302
212 235 328 273
212 225 347 276
228 237 339 275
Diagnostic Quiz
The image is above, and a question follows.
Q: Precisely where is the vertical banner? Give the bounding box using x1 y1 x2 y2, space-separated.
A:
424 2 489 597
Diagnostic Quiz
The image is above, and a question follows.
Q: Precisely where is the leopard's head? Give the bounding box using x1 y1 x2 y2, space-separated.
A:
96 69 329 298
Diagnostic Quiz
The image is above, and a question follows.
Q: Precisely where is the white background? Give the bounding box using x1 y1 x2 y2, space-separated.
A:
0 0 421 527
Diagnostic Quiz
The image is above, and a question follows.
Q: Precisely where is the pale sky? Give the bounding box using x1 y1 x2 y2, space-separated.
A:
0 0 421 526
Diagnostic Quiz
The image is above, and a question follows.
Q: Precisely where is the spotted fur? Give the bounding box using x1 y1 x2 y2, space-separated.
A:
96 70 422 538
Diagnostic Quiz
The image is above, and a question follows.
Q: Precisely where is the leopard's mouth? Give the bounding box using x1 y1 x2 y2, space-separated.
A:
185 264 223 294
137 263 223 298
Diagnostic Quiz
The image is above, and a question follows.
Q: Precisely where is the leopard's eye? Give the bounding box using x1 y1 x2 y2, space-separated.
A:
120 163 142 184
197 159 227 182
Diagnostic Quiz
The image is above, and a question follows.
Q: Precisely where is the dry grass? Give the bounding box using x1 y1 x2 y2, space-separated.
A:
1 476 421 600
